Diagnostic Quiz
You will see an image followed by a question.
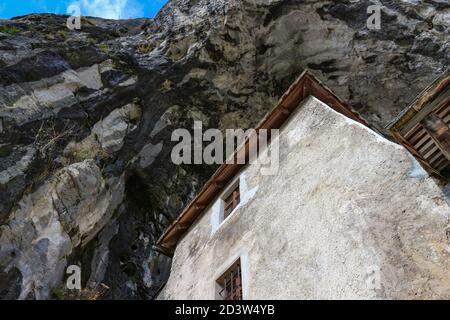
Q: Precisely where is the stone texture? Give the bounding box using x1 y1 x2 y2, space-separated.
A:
0 0 448 299
0 145 35 185
0 160 124 299
0 145 36 224
64 102 142 158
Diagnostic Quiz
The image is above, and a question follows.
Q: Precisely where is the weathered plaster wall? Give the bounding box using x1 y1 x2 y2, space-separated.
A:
161 96 450 299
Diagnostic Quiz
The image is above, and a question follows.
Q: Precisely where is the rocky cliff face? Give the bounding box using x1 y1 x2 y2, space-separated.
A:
0 0 448 299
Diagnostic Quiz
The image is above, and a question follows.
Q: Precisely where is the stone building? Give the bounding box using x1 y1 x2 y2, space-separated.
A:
155 71 450 300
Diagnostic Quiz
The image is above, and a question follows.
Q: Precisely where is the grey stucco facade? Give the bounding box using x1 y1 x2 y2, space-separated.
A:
159 96 450 300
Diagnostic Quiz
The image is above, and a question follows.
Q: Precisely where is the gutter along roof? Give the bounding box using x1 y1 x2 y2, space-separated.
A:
154 70 370 257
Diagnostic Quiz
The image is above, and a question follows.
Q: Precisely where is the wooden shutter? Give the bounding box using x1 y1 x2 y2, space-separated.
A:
218 260 243 300
223 185 240 219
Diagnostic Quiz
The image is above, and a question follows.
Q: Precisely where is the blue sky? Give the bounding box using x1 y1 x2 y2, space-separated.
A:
0 0 168 19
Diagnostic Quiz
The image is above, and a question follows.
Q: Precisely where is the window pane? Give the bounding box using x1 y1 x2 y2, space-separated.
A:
216 260 243 300
223 184 240 219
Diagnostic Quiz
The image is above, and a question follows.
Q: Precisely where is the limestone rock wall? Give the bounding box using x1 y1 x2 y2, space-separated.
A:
0 0 448 299
0 160 125 299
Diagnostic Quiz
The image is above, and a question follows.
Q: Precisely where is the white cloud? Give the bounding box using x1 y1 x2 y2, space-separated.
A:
121 0 144 19
79 0 143 19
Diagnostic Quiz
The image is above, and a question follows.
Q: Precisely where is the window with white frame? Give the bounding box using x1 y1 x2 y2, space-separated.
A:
222 181 240 220
216 259 243 300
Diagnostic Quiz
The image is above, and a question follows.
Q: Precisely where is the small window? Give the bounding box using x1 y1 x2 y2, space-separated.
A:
216 259 243 300
223 184 240 219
